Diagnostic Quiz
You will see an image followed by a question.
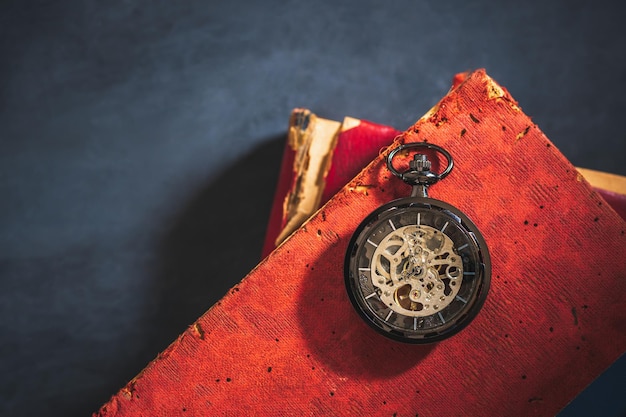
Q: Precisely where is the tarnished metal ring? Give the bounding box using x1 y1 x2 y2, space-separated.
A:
386 142 454 180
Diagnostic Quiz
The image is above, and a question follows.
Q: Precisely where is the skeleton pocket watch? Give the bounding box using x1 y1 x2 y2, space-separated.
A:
344 142 491 343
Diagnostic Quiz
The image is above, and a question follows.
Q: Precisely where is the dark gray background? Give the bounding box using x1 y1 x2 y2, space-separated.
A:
1 1 624 416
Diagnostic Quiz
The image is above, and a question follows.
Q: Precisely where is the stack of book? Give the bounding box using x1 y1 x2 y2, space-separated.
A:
96 69 626 417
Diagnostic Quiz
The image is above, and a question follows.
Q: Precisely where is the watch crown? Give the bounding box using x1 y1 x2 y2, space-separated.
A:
410 154 432 172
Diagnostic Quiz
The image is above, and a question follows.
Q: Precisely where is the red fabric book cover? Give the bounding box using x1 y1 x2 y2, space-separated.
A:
599 189 626 219
576 168 626 221
96 69 626 417
262 98 625 259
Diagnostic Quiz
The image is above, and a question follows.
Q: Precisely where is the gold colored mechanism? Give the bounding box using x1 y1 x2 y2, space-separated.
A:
371 225 463 317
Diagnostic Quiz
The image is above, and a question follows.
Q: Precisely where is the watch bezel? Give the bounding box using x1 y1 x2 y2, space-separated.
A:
344 196 491 344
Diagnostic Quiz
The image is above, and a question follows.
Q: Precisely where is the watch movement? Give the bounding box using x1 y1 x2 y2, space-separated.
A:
344 142 491 343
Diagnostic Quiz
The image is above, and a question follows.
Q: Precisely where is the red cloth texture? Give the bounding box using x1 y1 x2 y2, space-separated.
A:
261 128 297 257
321 119 400 204
96 69 626 417
595 188 626 221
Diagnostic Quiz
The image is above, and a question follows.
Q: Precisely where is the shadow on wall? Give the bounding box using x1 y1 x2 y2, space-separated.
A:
85 135 286 416
148 134 286 351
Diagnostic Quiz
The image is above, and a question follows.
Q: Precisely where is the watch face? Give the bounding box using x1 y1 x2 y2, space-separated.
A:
345 197 491 343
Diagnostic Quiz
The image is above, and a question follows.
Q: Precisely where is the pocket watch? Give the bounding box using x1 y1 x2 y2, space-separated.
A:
344 142 491 343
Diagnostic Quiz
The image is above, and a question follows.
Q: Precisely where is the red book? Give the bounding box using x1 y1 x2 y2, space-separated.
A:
96 69 626 417
262 110 400 257
263 112 626 257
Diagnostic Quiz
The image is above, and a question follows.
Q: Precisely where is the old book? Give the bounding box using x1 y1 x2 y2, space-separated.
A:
262 110 399 257
96 69 626 417
263 112 626 257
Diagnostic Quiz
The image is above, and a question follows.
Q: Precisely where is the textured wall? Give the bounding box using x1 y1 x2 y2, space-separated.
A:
0 1 624 416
